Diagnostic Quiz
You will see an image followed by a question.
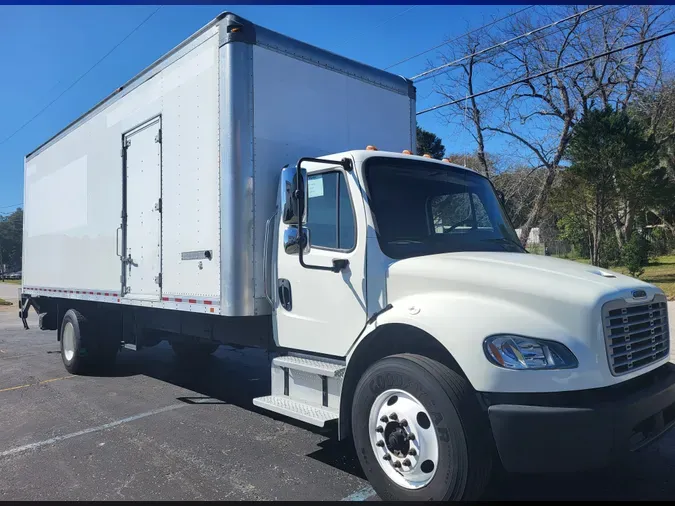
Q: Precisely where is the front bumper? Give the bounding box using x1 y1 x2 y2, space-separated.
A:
482 362 675 473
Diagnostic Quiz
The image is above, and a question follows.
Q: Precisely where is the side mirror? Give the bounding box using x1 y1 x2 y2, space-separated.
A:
284 226 310 255
280 166 308 225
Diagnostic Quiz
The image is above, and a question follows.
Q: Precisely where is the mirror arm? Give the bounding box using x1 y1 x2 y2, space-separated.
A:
295 157 352 273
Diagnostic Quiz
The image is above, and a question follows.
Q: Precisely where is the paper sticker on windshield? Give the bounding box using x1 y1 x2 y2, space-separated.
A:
308 177 324 198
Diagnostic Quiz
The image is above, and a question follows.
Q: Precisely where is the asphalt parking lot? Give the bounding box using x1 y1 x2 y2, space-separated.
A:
1 283 675 501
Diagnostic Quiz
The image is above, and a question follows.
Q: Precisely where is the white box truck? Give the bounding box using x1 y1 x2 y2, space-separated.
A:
19 12 675 501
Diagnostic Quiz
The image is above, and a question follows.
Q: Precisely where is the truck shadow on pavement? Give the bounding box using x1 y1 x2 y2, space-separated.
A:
93 343 675 501
100 343 369 481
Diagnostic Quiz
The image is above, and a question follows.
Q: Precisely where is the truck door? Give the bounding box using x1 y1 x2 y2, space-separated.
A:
273 162 368 357
121 117 162 301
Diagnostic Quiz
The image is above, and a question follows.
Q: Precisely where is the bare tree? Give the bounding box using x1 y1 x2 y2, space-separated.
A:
428 5 673 245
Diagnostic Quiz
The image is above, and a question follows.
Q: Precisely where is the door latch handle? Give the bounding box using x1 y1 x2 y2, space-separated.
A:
116 227 122 258
278 279 292 311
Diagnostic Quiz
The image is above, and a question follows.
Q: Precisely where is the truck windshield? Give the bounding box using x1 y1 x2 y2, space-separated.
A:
364 157 525 259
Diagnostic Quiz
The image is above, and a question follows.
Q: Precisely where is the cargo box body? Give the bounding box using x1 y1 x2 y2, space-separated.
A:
22 12 415 318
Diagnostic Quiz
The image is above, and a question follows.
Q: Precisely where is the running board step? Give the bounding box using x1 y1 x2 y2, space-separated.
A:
253 395 338 427
272 355 345 377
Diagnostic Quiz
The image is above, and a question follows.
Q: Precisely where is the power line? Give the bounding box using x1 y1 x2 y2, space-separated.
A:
368 5 418 35
412 5 604 83
384 5 535 71
417 28 675 116
0 6 163 148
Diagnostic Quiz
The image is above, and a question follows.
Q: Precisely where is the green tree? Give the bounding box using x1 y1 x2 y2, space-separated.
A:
416 126 446 159
0 208 23 273
564 107 659 266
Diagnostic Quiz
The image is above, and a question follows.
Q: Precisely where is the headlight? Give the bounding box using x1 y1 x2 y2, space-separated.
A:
483 335 578 370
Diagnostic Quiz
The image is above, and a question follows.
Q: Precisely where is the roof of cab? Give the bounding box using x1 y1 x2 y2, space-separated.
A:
347 149 476 174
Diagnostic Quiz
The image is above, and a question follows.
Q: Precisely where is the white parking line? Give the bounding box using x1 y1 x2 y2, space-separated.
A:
0 403 185 458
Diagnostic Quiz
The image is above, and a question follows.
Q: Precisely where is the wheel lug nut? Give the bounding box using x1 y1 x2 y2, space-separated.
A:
407 433 416 441
376 440 384 447
389 413 398 421
380 416 388 423
393 461 402 468
402 459 411 467
408 448 417 456
383 454 391 461
376 425 384 433
400 419 408 427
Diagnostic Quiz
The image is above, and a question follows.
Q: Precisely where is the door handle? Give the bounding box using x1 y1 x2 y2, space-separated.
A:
116 227 122 258
278 279 292 311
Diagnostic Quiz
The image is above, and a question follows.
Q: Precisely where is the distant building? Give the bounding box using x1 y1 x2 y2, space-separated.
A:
514 227 540 245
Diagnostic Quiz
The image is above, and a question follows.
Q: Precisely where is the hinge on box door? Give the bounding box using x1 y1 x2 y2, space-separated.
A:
121 139 131 156
154 198 162 213
154 273 162 287
124 286 131 294
155 129 162 144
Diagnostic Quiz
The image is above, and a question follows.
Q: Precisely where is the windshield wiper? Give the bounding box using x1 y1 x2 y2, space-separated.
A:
482 237 527 252
389 239 423 245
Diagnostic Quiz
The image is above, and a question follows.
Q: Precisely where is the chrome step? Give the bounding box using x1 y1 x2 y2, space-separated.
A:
273 355 345 377
253 395 338 427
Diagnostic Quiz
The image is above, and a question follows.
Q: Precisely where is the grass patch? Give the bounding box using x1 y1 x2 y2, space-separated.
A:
613 255 675 300
0 298 11 306
0 279 20 285
556 254 675 300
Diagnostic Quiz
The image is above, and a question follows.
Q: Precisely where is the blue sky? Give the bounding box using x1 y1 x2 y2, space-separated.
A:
0 4 530 211
14 4 675 213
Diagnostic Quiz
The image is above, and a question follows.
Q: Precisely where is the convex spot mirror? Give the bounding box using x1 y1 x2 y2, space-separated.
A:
284 227 310 255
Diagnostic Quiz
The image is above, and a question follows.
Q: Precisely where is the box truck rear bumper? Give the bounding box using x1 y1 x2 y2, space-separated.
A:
482 363 675 473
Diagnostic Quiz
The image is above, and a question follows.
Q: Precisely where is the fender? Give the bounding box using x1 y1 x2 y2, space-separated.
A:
345 291 605 395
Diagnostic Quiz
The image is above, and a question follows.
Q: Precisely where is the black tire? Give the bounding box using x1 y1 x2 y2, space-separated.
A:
60 309 119 374
60 309 89 375
171 341 219 360
351 354 493 501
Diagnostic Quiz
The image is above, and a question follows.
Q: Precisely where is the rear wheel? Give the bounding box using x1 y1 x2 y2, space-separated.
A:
351 354 492 501
60 309 119 374
60 309 89 374
171 341 219 360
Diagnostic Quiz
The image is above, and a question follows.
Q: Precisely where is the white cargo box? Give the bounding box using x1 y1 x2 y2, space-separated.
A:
22 12 416 317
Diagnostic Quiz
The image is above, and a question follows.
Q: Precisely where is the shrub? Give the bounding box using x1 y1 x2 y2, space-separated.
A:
621 232 650 278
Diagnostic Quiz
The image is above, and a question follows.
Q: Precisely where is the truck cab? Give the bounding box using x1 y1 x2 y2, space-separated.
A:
256 147 675 500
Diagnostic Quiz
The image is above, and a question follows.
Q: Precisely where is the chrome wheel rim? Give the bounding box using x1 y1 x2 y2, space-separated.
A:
368 389 439 489
62 321 76 362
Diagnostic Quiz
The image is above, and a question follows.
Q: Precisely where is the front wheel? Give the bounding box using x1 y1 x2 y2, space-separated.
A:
351 354 493 501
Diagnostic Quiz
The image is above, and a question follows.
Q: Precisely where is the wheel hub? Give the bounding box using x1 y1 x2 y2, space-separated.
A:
368 389 439 490
62 321 76 362
385 424 410 457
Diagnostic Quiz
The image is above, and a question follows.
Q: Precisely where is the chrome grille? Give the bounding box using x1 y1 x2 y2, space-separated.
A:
603 295 669 376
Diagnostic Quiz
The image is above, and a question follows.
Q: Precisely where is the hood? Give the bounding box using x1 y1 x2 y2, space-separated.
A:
385 251 663 354
386 251 655 306
383 251 667 392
